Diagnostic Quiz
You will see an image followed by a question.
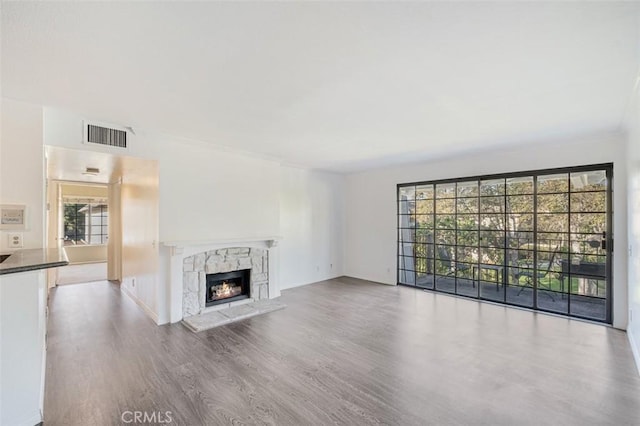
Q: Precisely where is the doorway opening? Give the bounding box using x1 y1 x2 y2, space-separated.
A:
45 146 159 296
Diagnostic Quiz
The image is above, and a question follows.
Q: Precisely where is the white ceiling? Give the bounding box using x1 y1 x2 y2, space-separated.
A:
3 2 639 172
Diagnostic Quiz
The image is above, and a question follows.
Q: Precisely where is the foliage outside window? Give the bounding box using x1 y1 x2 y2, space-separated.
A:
64 201 108 245
398 166 611 323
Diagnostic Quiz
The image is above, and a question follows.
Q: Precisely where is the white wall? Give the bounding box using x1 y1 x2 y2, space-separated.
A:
120 161 160 322
0 99 45 252
279 167 345 289
0 270 47 426
345 132 628 329
155 140 280 242
1 102 52 425
626 83 640 372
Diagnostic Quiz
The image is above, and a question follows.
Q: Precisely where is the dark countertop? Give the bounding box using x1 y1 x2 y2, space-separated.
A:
0 248 69 275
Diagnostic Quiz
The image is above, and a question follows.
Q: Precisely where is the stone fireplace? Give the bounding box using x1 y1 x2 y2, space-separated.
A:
182 246 271 317
163 237 280 322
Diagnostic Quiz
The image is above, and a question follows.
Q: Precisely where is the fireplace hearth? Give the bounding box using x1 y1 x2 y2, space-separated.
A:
206 269 250 307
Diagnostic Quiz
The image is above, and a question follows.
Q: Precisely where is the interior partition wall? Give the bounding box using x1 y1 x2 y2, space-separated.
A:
397 164 613 323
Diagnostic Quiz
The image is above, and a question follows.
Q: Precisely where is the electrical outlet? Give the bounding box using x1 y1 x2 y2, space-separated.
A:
8 233 23 248
131 277 136 287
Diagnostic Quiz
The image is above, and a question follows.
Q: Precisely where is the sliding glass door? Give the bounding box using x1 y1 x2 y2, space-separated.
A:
398 164 612 323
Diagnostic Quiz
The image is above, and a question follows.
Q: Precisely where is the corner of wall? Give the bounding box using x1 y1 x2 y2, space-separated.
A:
0 98 45 252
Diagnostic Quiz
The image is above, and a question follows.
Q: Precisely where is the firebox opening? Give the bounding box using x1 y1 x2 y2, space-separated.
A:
205 269 250 307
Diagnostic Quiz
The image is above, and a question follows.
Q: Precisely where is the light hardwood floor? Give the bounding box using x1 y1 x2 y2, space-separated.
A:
55 262 107 285
45 277 640 425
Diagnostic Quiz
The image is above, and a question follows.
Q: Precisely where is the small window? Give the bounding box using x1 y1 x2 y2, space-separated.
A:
63 201 108 245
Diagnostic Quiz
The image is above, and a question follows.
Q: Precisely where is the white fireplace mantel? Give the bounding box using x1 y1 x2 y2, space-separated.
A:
162 236 281 256
162 236 282 323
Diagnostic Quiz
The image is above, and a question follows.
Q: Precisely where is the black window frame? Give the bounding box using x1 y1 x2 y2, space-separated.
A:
397 163 613 324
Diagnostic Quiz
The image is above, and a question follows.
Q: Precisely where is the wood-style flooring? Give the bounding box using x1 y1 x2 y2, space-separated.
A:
55 262 107 285
44 277 640 425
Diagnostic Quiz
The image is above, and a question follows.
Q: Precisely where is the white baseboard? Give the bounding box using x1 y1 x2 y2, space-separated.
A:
628 329 640 376
120 285 159 324
341 273 395 286
280 273 344 291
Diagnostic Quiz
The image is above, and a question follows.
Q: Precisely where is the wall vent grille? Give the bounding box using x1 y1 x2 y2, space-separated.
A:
86 124 127 148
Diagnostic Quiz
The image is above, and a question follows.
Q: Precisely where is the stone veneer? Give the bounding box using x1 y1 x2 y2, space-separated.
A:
182 247 269 317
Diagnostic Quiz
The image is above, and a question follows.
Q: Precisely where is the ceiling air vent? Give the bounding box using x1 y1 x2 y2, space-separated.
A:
83 121 129 149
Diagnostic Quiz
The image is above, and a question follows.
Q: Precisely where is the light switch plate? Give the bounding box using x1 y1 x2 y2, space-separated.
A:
8 233 23 248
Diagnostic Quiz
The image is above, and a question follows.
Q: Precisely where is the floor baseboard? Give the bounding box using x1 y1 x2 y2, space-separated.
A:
629 328 640 376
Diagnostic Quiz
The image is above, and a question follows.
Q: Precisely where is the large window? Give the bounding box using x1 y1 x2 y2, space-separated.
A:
64 201 109 245
398 164 612 323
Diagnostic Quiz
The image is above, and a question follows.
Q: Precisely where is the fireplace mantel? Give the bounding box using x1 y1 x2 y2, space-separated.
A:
162 236 281 255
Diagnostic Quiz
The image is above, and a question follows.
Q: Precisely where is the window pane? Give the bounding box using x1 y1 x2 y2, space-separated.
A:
398 200 414 215
536 232 568 253
457 214 478 230
506 249 534 268
571 213 606 234
480 197 504 214
436 183 456 198
457 181 478 197
415 215 433 229
435 229 455 245
415 230 433 245
399 270 415 285
398 214 414 228
416 199 435 214
480 179 505 196
537 213 568 233
570 233 605 257
570 171 606 192
480 247 504 265
480 230 505 248
457 198 478 214
537 173 568 193
480 213 505 231
415 243 434 259
456 246 478 263
435 215 455 229
399 186 415 201
570 192 606 213
507 195 533 213
436 198 455 214
416 184 434 200
506 176 533 195
457 230 479 247
507 213 533 231
537 193 568 213
507 232 534 249
398 228 414 242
